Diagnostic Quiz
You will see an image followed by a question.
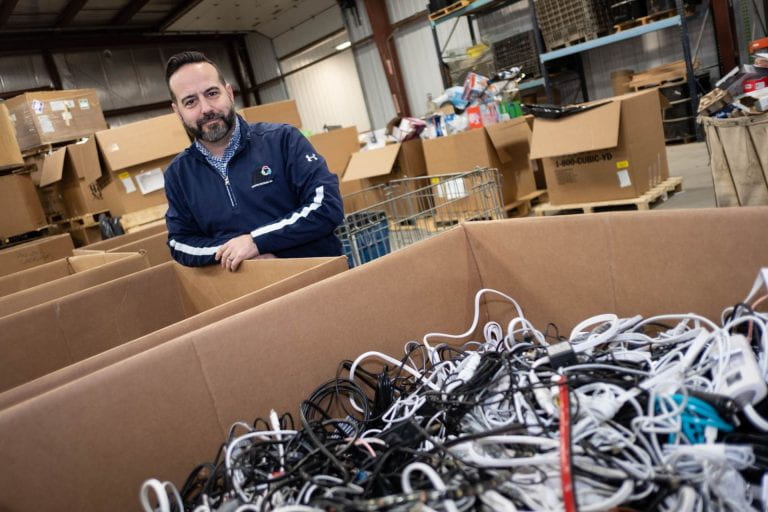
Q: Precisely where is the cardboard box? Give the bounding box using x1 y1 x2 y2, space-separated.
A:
308 127 366 212
0 207 764 510
0 233 74 277
239 99 302 128
0 256 347 400
27 138 107 220
529 90 669 205
422 118 538 206
76 222 166 252
0 252 150 318
0 251 142 297
5 89 107 151
0 173 47 239
75 231 170 266
0 103 24 171
95 114 190 215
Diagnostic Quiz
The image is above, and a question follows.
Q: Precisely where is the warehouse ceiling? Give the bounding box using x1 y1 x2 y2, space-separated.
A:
0 0 336 36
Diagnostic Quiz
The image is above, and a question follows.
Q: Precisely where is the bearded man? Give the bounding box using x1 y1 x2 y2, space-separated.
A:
163 51 344 270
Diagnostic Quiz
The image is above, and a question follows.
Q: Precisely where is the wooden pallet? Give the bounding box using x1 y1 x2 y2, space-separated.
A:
533 177 684 216
119 204 168 232
0 225 51 248
613 7 689 32
428 0 473 21
665 135 697 145
53 210 109 230
505 190 548 218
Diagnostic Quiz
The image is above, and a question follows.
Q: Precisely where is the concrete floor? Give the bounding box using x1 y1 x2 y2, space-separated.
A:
655 141 716 210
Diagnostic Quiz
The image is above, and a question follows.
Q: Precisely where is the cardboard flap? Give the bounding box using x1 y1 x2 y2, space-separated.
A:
39 147 67 187
67 138 102 182
308 127 359 175
485 117 533 163
95 114 189 172
342 144 401 182
529 101 622 159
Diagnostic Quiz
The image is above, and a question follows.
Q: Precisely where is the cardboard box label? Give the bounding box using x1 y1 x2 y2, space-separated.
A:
62 111 73 125
50 100 75 112
78 98 90 110
32 100 44 114
118 172 137 194
38 115 55 134
617 170 632 188
109 143 119 152
555 151 614 168
135 168 165 195
616 160 629 169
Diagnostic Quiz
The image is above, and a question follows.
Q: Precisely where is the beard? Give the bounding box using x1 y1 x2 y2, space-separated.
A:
185 106 236 143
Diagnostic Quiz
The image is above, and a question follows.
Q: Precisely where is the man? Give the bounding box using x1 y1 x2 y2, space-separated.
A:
163 51 344 270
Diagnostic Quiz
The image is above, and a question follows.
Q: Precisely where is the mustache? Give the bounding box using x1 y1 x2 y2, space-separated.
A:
197 112 225 129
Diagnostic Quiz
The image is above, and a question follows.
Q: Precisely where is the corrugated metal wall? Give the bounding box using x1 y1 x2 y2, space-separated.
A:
246 32 282 83
354 41 396 130
0 54 51 93
284 49 370 133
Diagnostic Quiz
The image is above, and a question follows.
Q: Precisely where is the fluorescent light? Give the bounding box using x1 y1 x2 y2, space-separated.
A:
335 41 351 51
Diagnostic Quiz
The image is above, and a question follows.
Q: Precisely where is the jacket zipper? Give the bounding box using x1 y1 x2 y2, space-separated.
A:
223 171 238 209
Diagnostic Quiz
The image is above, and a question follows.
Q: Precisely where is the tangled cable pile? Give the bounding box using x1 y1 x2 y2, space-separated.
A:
141 284 768 512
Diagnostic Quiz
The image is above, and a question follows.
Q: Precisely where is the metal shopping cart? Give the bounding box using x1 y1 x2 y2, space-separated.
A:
335 167 504 267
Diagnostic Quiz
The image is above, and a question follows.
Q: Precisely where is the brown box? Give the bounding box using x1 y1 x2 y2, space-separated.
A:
0 173 47 239
95 114 190 215
29 138 107 220
308 126 366 211
0 233 74 277
0 103 24 171
422 118 538 206
0 252 150 318
344 138 426 187
239 99 302 128
5 89 107 151
0 208 764 511
0 256 347 401
529 90 669 205
76 223 167 252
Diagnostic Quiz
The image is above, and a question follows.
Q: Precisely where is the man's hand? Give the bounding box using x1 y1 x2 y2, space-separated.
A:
215 234 260 271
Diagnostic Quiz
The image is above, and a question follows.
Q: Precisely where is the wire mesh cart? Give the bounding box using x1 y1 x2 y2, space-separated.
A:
335 167 504 267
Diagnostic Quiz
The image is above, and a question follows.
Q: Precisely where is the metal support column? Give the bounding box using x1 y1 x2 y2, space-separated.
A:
529 0 553 103
431 24 451 89
677 0 701 139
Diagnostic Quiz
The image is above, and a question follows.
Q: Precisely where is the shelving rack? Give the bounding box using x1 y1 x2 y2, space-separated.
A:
429 0 702 140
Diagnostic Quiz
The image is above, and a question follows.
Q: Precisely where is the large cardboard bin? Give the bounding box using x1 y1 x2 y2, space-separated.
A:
529 90 669 205
0 233 74 277
0 256 347 397
0 252 150 318
0 207 765 511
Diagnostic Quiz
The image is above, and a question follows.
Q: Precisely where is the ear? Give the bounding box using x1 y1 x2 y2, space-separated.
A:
171 101 181 117
226 83 234 102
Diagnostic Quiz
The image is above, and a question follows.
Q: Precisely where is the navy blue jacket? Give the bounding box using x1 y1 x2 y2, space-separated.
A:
164 118 344 266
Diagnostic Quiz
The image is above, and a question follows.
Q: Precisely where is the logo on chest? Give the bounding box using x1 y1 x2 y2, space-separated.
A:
252 165 274 188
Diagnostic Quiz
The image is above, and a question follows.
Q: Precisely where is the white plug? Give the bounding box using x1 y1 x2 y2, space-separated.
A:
716 334 767 407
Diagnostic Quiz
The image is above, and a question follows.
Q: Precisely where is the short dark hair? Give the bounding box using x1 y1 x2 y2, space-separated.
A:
165 51 226 101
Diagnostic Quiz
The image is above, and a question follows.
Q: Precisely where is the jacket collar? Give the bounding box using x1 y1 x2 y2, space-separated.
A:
186 114 251 161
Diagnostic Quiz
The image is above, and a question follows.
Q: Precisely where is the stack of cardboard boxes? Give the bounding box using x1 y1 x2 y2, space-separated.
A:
2 90 109 242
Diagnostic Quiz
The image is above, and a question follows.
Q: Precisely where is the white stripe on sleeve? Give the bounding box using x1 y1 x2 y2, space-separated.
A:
250 186 325 239
169 239 221 256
